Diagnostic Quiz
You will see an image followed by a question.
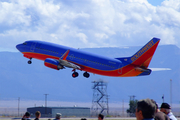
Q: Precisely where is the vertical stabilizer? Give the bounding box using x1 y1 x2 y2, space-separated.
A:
130 37 160 68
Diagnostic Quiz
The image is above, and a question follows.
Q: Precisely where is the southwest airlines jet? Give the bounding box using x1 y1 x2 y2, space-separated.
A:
16 37 160 78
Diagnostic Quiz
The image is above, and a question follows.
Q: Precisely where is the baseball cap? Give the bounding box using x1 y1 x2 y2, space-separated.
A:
56 113 62 118
160 103 171 109
25 112 30 117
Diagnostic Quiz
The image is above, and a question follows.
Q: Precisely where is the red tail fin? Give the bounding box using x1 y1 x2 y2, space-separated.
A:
130 37 160 68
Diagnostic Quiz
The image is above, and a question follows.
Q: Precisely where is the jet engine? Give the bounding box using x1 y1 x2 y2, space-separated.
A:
44 58 64 70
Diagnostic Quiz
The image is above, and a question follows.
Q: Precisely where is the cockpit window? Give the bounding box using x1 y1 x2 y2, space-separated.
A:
23 42 27 45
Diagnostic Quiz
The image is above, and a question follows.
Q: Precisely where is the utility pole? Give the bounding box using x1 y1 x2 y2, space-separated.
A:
18 97 20 117
128 95 136 117
107 95 109 115
179 101 180 116
44 94 49 117
170 79 172 107
122 100 124 117
129 95 136 101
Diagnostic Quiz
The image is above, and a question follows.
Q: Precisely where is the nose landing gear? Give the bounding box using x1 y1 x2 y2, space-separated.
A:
28 58 32 64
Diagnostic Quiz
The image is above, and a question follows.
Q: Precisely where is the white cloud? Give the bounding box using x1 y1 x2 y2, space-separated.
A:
0 1 30 26
95 33 109 40
76 33 88 44
162 0 180 10
0 0 180 51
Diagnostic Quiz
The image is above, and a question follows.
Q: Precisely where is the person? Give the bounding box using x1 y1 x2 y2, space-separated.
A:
160 103 177 120
98 114 104 120
135 98 156 120
81 118 87 120
154 102 169 120
34 111 41 120
53 113 61 120
22 112 31 120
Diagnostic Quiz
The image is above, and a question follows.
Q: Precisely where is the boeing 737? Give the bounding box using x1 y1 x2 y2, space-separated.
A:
16 37 160 78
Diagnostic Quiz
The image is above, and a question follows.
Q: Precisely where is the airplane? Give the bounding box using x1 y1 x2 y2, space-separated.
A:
16 37 160 78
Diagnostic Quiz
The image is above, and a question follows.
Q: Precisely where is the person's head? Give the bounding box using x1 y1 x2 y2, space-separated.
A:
81 118 87 120
55 113 61 119
154 101 160 112
98 114 104 120
160 103 171 115
136 98 156 120
25 112 31 118
35 111 41 118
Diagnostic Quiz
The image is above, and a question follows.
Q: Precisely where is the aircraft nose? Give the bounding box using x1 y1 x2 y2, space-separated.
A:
16 44 22 51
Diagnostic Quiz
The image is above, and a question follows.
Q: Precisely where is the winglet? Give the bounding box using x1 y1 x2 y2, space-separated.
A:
60 50 70 60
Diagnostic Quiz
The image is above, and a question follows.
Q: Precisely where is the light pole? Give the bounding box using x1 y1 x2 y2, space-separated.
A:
122 99 124 117
18 97 20 117
162 94 164 103
170 79 172 107
44 94 49 117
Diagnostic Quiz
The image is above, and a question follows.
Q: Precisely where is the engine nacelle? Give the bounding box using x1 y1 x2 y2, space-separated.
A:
44 58 64 70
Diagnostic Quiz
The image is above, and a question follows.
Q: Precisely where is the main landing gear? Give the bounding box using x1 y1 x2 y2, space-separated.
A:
72 70 90 78
28 58 32 64
72 72 79 78
83 72 90 78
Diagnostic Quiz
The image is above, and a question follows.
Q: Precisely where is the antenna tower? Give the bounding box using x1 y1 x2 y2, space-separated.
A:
91 79 109 116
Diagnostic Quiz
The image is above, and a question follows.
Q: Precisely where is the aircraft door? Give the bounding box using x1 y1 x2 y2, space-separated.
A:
30 42 37 52
69 54 74 60
118 63 123 74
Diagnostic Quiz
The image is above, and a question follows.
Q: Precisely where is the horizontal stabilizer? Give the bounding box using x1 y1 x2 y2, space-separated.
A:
150 68 171 71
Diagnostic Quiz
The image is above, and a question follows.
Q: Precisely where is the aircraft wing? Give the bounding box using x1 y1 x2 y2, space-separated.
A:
44 50 81 70
59 59 81 69
59 50 81 69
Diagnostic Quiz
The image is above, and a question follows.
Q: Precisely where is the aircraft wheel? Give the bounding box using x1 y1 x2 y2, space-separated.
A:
28 60 32 64
83 72 90 78
72 72 79 78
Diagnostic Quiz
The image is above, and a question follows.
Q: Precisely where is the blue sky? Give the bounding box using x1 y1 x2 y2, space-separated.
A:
147 0 165 6
0 0 180 52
